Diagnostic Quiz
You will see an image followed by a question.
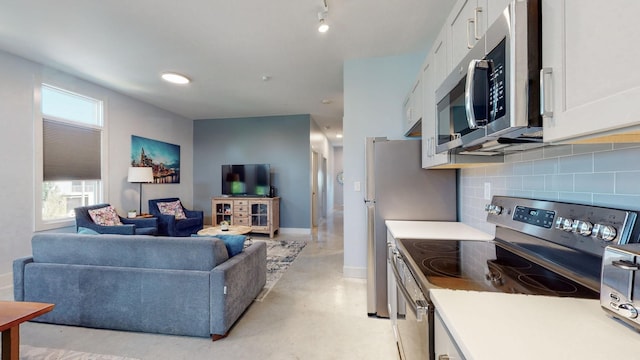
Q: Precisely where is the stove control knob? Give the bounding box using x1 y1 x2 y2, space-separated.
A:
618 303 638 319
484 204 503 215
571 220 593 236
593 224 617 241
555 217 574 232
485 272 503 286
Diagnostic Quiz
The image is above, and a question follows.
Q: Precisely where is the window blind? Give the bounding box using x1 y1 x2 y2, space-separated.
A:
43 118 101 181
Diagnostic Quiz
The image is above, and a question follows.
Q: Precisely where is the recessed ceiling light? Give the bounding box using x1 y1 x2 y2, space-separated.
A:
321 99 332 104
161 72 191 85
336 134 343 138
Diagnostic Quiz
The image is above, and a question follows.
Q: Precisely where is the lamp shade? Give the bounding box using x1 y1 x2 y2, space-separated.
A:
128 167 154 183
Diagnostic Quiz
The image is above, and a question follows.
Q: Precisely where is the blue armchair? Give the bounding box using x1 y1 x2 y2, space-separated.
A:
74 204 158 235
148 198 204 237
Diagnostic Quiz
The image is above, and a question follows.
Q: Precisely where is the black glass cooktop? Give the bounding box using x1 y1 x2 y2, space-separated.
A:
397 238 599 299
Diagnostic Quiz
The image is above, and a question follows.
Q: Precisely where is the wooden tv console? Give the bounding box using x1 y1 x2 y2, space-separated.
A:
211 197 280 238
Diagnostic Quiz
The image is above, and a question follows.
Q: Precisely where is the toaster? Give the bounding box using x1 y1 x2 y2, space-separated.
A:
601 244 640 330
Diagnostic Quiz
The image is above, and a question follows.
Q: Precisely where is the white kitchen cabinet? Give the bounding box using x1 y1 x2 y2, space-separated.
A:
422 56 451 168
448 0 487 69
542 0 640 143
435 310 464 360
403 76 423 137
486 0 513 27
433 27 449 87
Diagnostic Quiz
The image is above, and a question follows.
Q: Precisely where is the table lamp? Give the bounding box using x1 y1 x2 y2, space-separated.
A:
128 167 154 215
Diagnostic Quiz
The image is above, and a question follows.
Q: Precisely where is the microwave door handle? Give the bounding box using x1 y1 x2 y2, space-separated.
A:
540 68 554 118
465 59 489 129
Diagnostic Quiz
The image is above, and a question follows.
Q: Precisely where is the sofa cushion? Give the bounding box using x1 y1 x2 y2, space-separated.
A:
31 233 229 271
215 234 246 257
156 200 187 220
88 205 123 226
77 227 100 235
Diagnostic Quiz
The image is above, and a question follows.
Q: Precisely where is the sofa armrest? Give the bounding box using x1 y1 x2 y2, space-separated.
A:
209 241 267 336
13 256 34 301
183 209 203 219
121 217 158 228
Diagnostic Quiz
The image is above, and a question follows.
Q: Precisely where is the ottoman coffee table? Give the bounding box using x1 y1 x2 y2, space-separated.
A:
197 225 252 236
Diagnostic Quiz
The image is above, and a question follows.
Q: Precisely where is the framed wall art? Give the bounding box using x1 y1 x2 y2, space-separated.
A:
131 135 180 184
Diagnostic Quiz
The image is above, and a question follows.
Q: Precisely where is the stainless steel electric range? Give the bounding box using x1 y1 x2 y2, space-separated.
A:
388 196 640 360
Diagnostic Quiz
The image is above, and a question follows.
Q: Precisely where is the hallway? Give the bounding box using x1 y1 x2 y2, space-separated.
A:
7 211 397 359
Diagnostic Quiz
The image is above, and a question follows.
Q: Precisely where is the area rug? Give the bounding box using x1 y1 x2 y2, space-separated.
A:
20 345 140 360
254 239 307 301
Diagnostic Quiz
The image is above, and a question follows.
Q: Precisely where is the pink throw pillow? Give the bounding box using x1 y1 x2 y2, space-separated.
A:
157 200 187 220
88 206 123 226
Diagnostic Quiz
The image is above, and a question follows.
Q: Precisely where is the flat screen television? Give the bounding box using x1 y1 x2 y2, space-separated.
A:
221 164 271 197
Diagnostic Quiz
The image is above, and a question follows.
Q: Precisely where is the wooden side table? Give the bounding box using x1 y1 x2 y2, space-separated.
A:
0 301 54 360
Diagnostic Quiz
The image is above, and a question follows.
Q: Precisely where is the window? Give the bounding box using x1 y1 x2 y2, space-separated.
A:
37 84 104 228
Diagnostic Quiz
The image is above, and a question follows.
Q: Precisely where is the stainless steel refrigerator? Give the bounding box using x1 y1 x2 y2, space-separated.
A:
365 137 457 317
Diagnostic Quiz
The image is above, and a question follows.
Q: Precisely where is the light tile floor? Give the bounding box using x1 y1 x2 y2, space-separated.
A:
3 210 398 359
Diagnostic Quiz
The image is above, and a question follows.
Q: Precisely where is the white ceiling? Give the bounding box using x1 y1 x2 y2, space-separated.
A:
0 0 455 146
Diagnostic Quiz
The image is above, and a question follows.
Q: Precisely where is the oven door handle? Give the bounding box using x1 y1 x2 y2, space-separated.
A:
389 249 430 321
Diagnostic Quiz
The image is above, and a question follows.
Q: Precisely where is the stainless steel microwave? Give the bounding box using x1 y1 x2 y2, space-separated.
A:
435 0 542 155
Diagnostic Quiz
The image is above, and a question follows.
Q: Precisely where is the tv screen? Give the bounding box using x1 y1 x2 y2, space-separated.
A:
221 164 271 196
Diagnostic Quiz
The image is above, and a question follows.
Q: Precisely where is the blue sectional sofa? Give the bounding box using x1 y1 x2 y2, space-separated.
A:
13 233 266 340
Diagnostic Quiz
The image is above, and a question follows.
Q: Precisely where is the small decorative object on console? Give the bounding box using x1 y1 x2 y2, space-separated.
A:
220 221 229 231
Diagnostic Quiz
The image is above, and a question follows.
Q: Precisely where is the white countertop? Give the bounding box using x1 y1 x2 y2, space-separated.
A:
431 289 640 360
385 220 494 241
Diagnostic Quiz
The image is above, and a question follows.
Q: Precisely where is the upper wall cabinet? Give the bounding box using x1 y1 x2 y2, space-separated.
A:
486 0 514 28
433 28 450 88
448 0 487 69
422 56 450 168
542 0 640 143
403 76 423 137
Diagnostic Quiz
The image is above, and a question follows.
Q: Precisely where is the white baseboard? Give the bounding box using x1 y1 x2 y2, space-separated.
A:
343 266 366 279
279 227 311 235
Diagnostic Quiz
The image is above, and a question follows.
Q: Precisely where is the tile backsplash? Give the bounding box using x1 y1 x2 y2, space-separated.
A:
460 143 640 234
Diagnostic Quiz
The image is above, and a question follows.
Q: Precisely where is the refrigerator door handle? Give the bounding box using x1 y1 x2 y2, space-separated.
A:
366 202 376 315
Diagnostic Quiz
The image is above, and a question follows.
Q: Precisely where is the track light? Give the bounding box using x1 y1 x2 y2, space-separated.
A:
317 0 329 33
318 12 329 33
318 17 329 33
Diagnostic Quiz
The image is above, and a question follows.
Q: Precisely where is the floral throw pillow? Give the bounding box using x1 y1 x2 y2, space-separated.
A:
88 206 123 226
157 200 187 220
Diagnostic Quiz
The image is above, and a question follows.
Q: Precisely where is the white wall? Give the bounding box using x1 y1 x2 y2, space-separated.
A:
0 50 193 276
342 52 426 278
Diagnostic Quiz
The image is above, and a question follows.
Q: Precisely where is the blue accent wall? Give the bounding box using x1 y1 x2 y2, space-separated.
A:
193 114 311 229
